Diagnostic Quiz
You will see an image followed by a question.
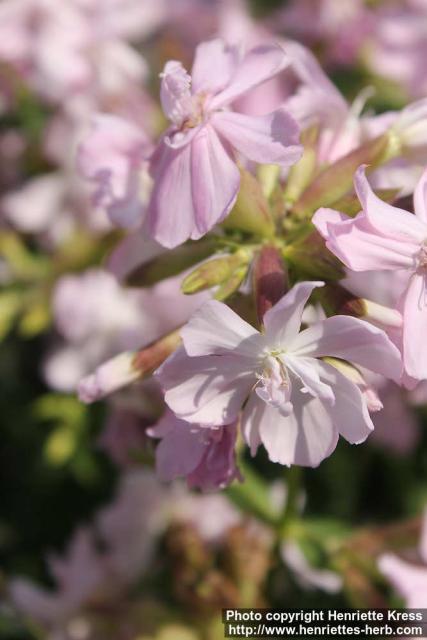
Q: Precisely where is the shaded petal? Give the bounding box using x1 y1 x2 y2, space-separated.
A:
414 168 427 223
147 142 198 248
213 109 302 166
285 355 335 405
315 361 374 444
402 273 427 380
157 347 254 426
181 299 262 359
150 414 206 482
313 207 418 271
290 315 402 381
241 393 264 456
263 281 324 348
209 43 288 109
190 125 240 234
354 165 427 243
256 393 339 467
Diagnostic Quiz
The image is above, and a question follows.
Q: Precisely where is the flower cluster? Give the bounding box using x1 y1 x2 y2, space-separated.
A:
3 1 427 635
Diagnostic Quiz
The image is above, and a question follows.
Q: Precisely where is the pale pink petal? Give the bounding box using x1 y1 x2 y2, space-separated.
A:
190 125 240 234
263 281 324 347
354 165 427 243
159 61 193 126
191 39 235 95
209 43 288 109
285 355 335 405
311 208 348 237
402 273 427 380
285 40 346 108
256 393 339 467
150 415 206 482
379 554 427 608
315 361 374 444
156 348 253 426
181 299 262 358
414 168 427 223
212 109 302 166
147 142 196 247
313 208 417 271
290 315 402 381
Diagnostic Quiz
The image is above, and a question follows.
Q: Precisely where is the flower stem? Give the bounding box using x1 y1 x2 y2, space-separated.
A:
278 466 303 537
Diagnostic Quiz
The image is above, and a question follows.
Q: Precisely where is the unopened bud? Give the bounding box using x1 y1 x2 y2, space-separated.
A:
253 245 288 325
293 134 391 217
181 250 251 295
341 298 402 330
257 164 281 199
223 169 275 237
78 330 181 403
283 230 344 281
317 285 402 330
323 357 383 412
283 125 319 205
215 264 249 301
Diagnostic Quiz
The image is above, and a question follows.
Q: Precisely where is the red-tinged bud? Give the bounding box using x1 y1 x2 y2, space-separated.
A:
253 245 288 325
78 330 181 403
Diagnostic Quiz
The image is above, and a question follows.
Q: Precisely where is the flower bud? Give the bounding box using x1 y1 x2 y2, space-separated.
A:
257 164 281 199
126 238 216 287
181 250 251 295
283 125 319 205
223 169 275 237
78 330 181 403
283 230 344 281
317 284 402 330
293 134 391 217
253 245 288 325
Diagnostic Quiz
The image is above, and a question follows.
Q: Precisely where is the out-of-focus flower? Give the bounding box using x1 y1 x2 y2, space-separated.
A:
314 166 427 383
367 0 427 100
157 281 401 467
281 542 342 593
0 0 160 105
148 410 241 490
276 0 372 67
379 509 427 607
80 38 302 247
9 470 177 636
77 114 153 228
46 268 206 394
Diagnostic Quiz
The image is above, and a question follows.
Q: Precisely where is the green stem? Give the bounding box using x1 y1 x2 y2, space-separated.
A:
278 466 303 537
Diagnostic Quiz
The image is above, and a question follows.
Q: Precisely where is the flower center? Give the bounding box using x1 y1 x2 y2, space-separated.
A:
255 355 293 413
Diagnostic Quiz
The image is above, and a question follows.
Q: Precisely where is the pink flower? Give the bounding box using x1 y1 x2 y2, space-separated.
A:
146 39 302 247
77 114 152 228
313 166 427 383
379 509 427 608
148 410 241 490
156 281 401 467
